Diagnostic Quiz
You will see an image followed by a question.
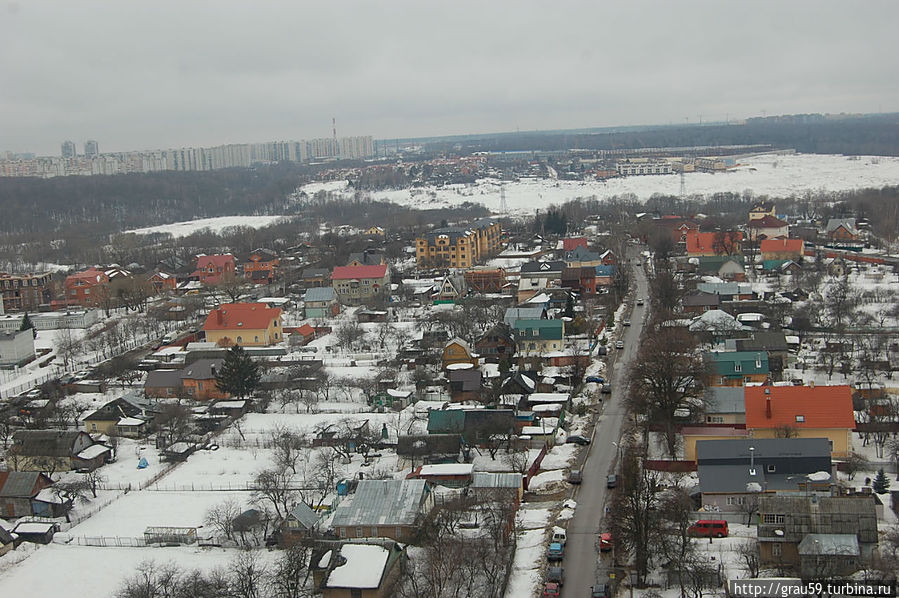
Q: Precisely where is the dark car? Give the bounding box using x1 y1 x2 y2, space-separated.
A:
568 469 583 484
597 346 608 356
546 566 564 585
585 375 605 384
601 384 612 394
606 474 617 489
566 435 591 446
591 583 613 598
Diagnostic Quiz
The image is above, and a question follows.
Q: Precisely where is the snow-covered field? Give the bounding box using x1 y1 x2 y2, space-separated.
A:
302 153 899 214
125 215 290 237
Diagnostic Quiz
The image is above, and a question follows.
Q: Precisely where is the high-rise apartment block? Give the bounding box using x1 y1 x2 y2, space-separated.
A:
61 140 76 158
84 140 99 158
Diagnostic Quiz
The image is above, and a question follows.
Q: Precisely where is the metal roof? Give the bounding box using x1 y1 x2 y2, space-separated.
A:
704 387 746 415
304 287 336 303
0 471 43 498
331 479 429 528
287 501 320 530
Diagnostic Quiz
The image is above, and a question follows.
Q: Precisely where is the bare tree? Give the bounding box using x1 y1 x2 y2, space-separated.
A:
843 451 870 481
154 403 193 448
229 551 269 598
253 467 295 520
270 426 305 474
737 540 760 578
270 544 313 598
205 498 241 543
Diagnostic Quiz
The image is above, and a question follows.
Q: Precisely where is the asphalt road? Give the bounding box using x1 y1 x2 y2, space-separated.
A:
561 247 649 598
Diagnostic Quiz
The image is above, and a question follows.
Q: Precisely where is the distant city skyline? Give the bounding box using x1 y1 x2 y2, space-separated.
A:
2 1 897 155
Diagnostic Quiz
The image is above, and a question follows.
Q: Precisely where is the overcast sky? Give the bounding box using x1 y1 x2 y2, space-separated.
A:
2 1 898 155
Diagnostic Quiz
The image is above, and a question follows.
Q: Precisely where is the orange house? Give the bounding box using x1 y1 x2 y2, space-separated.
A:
686 231 743 256
64 267 109 307
180 359 229 401
745 384 855 457
760 238 804 261
244 249 279 285
147 271 177 294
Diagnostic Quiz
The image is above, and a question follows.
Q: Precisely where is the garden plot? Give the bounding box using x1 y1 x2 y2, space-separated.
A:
503 528 545 598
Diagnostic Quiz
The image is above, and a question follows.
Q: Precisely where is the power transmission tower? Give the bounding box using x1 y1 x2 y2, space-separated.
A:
499 184 508 214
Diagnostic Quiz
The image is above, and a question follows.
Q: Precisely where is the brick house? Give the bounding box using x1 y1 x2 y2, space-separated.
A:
202 302 283 347
685 231 743 256
192 254 236 285
64 267 109 307
331 265 390 305
760 238 804 261
243 249 279 284
0 272 53 312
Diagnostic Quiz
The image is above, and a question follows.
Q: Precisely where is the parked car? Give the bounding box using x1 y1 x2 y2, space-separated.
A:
568 469 583 484
585 375 605 384
615 340 624 349
606 474 617 489
547 542 564 561
566 435 591 446
591 583 613 598
601 384 612 394
597 346 608 356
542 582 561 597
599 532 613 552
687 519 729 538
25 388 43 399
623 319 631 326
551 528 567 546
636 299 644 306
546 566 564 585
298 346 318 353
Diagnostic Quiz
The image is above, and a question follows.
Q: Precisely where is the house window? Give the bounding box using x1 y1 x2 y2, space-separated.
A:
236 336 242 344
744 377 752 383
772 543 782 557
767 464 776 473
763 513 785 524
339 527 346 537
91 423 97 431
198 381 204 391
254 336 259 343
726 496 745 506
356 527 363 537
795 415 804 423
734 364 742 373
396 527 403 538
351 590 362 598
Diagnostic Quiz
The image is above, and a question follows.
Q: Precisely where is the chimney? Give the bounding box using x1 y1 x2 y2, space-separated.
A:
766 396 772 419
210 364 216 376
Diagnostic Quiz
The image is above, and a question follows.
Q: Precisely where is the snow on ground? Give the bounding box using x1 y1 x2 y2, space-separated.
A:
67 490 249 537
517 504 553 531
536 443 579 470
527 469 566 491
0 543 274 598
504 528 545 598
125 215 290 238
303 153 899 215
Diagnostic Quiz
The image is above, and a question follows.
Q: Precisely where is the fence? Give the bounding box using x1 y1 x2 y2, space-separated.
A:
67 535 148 548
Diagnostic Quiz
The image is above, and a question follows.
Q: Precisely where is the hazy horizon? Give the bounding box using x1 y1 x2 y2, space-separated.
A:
2 1 898 156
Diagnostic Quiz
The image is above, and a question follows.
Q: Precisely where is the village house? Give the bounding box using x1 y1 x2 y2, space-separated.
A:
562 237 588 252
346 249 385 267
747 215 790 240
655 215 700 244
749 201 777 221
475 323 516 363
760 238 805 261
447 368 482 402
682 291 721 314
514 318 565 356
517 261 565 303
825 218 859 241
331 265 390 305
330 479 434 542
702 387 746 424
463 268 506 293
433 272 467 302
82 396 147 436
685 231 743 257
744 384 855 457
561 266 597 295
146 271 177 294
757 495 877 575
696 437 833 513
303 287 339 319
191 254 235 285
705 351 769 386
9 430 108 472
503 306 546 329
0 471 57 518
243 248 279 285
696 256 746 280
202 302 283 347
442 338 478 370
301 267 330 288
319 542 406 598
180 358 228 401
280 501 321 545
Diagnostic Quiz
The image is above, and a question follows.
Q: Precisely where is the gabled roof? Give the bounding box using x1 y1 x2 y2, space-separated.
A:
287 502 320 530
180 358 223 380
760 238 803 253
11 430 90 457
595 265 615 277
748 215 788 228
304 287 336 303
798 534 859 556
203 303 281 331
444 337 473 355
682 291 721 307
196 254 234 268
324 543 392 589
331 265 388 280
296 323 315 337
685 231 743 254
745 385 855 430
825 218 858 234
0 471 50 498
331 479 429 528
513 318 564 340
705 351 768 376
704 387 746 415
145 369 183 388
520 260 566 274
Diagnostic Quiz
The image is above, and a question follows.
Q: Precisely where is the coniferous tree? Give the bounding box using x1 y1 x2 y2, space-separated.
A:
564 295 575 319
873 468 890 493
19 312 37 339
215 345 260 399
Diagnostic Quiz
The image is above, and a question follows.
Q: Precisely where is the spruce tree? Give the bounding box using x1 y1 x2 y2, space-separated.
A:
564 295 575 319
19 312 37 339
214 345 260 399
872 468 890 493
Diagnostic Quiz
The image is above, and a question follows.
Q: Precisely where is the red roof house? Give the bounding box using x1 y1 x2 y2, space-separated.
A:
202 302 283 346
331 265 390 304
685 231 743 256
64 267 110 307
760 238 804 261
192 254 236 285
562 237 588 252
745 384 854 457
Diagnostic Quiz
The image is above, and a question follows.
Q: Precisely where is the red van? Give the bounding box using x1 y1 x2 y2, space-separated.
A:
687 520 729 538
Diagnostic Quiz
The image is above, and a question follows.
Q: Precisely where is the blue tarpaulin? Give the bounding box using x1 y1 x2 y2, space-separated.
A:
137 457 149 469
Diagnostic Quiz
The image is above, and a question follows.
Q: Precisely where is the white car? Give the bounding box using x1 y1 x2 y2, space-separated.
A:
615 340 624 349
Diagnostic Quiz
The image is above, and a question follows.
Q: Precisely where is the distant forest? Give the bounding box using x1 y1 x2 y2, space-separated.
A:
436 114 899 156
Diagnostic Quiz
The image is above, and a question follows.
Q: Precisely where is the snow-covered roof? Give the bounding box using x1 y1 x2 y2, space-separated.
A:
325 544 390 589
521 426 553 436
532 403 564 413
418 464 474 477
77 444 111 460
331 479 428 528
386 389 412 398
214 400 247 409
13 522 55 534
117 417 145 427
527 392 569 404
